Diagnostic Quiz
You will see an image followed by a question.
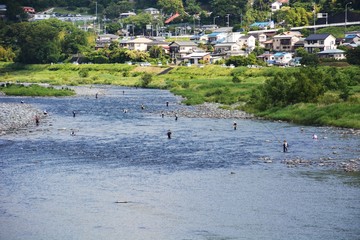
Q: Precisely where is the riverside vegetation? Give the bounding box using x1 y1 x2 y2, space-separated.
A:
0 62 359 129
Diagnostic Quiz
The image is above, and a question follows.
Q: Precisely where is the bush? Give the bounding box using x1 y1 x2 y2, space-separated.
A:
141 73 153 87
232 75 242 83
78 69 89 78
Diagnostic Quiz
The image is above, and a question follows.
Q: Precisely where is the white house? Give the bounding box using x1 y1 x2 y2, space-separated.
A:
144 8 160 15
317 49 346 60
273 52 293 65
120 11 136 19
34 13 51 20
214 42 242 54
304 34 336 53
271 1 282 12
225 32 243 42
127 37 153 51
237 35 256 51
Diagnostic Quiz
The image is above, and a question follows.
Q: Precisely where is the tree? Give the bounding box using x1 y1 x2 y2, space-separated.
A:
185 0 202 15
300 53 320 66
149 46 164 59
157 0 185 15
346 46 360 65
140 73 153 87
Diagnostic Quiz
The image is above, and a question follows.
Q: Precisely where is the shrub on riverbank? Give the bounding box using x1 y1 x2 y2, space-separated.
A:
0 83 75 97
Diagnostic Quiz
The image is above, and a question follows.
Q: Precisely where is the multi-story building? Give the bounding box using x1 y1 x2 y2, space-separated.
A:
304 34 336 53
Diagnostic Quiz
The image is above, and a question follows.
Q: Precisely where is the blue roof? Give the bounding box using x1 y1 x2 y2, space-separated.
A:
250 21 273 28
274 52 287 57
208 32 221 37
345 34 358 39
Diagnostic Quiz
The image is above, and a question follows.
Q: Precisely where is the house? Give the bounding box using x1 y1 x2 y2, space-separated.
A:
317 49 346 60
183 52 211 65
237 35 256 51
289 57 302 66
249 21 275 30
95 34 120 50
144 8 160 16
169 41 198 58
120 11 136 19
273 52 292 65
34 13 52 20
271 1 282 12
304 34 336 53
344 34 360 44
147 40 170 53
271 0 289 11
214 42 242 54
273 34 300 52
207 32 227 44
23 6 35 14
225 32 243 42
294 38 305 50
127 37 153 51
257 52 275 64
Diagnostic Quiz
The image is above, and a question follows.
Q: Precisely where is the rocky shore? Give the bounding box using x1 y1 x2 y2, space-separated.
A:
0 103 43 135
162 102 254 119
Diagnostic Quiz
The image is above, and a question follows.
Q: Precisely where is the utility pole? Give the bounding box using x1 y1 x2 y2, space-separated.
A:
345 2 352 32
313 2 316 34
95 1 98 34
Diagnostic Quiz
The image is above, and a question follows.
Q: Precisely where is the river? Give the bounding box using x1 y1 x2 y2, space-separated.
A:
0 86 359 240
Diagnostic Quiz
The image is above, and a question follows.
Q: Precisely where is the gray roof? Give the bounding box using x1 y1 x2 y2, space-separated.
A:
317 49 345 54
169 41 197 46
305 34 332 41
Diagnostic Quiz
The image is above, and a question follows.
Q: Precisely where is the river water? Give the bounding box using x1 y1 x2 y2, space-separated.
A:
0 86 359 240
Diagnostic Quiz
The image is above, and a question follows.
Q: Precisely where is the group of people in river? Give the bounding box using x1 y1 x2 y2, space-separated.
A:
31 91 321 153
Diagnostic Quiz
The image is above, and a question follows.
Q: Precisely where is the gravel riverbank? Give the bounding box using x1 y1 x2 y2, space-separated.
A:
0 103 43 135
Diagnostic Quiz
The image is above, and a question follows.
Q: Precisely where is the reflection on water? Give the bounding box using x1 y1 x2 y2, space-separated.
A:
0 86 359 240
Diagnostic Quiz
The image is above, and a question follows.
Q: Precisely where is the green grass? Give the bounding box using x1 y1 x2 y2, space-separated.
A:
0 83 75 97
257 103 360 128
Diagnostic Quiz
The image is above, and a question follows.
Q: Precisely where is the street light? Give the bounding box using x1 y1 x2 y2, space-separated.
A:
226 14 230 27
345 2 352 31
213 16 219 26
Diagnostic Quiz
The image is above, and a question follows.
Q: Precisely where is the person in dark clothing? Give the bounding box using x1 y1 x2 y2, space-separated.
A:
166 101 169 107
73 111 76 117
35 115 40 126
167 130 172 139
283 140 289 152
233 121 237 130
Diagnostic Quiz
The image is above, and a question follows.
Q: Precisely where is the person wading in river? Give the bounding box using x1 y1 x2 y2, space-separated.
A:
167 129 172 139
35 115 40 126
283 140 289 152
233 121 237 130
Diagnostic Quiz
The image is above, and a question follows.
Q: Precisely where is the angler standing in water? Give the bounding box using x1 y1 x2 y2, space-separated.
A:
283 140 289 152
35 115 40 126
167 129 172 139
73 111 76 117
233 121 237 130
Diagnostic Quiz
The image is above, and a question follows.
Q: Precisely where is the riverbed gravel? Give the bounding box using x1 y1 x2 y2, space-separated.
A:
0 103 43 135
